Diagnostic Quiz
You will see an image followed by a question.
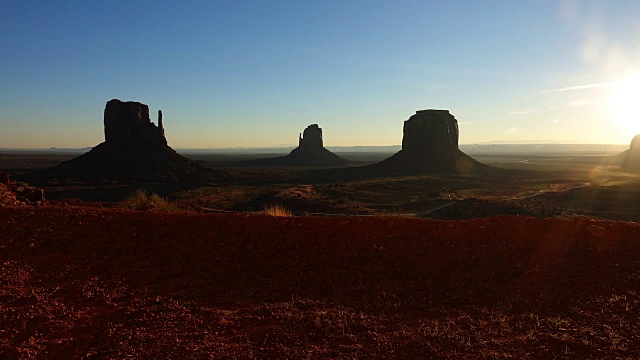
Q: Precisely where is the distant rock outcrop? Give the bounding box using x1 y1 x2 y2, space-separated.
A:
27 99 218 183
621 134 640 171
376 110 485 174
238 124 349 167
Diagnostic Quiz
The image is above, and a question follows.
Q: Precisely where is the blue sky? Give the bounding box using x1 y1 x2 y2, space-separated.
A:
2 0 640 148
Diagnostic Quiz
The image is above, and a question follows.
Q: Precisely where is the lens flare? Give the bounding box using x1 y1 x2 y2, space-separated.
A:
588 165 611 184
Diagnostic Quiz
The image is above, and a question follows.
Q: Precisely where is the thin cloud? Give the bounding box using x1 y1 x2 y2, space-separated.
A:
568 93 608 107
508 109 541 115
539 81 617 93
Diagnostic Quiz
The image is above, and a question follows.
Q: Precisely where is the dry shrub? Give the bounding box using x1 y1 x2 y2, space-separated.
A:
264 203 293 217
121 189 184 212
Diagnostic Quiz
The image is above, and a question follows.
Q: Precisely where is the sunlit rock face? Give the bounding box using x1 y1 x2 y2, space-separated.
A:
401 110 459 154
622 134 640 171
104 99 166 146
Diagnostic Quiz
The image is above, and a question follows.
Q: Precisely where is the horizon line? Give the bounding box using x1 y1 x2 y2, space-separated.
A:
0 142 631 152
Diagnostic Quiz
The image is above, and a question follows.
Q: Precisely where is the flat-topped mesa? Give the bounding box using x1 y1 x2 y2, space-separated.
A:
104 99 166 146
401 110 459 154
373 109 487 175
298 124 323 148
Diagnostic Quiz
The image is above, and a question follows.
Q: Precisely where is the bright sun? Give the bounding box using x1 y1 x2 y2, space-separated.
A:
609 75 640 136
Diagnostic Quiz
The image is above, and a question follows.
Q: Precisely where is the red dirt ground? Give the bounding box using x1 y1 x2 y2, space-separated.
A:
1 206 640 358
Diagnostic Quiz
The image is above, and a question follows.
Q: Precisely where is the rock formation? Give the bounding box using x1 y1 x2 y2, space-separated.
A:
298 124 324 148
376 110 485 174
239 124 349 167
103 99 166 146
27 99 218 183
401 110 458 154
621 134 640 171
0 170 45 206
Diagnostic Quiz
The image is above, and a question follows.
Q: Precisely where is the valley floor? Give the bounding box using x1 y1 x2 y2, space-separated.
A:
1 206 640 358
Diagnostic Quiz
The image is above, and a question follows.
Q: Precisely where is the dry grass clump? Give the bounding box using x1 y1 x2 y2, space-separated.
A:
121 189 184 212
264 203 294 217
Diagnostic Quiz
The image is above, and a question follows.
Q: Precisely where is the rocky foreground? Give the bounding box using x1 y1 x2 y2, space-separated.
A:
0 171 45 207
1 207 640 358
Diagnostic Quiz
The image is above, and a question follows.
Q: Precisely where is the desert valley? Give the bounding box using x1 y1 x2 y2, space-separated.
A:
4 2 640 358
2 99 640 358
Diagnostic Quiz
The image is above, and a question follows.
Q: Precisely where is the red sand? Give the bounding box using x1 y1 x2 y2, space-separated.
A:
1 207 640 358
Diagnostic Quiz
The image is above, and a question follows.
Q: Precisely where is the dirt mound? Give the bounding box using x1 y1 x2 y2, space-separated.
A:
2 207 640 358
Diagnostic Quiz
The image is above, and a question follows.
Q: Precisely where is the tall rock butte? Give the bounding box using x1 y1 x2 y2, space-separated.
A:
30 99 217 183
401 110 458 154
241 124 348 166
376 110 485 174
298 124 324 148
103 99 167 146
621 134 640 171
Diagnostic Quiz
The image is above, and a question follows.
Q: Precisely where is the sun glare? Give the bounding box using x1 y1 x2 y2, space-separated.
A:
609 75 640 136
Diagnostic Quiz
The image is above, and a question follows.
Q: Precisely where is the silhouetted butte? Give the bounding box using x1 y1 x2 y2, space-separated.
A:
29 99 217 183
238 124 349 167
374 110 486 174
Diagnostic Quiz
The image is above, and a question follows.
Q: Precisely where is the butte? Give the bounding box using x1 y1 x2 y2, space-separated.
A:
239 124 348 167
311 109 489 181
372 109 487 175
29 99 218 183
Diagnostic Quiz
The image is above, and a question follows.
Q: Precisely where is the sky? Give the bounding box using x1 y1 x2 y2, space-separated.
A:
2 0 640 148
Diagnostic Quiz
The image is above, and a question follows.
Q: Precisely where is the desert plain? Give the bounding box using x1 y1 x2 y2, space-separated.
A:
2 143 640 358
